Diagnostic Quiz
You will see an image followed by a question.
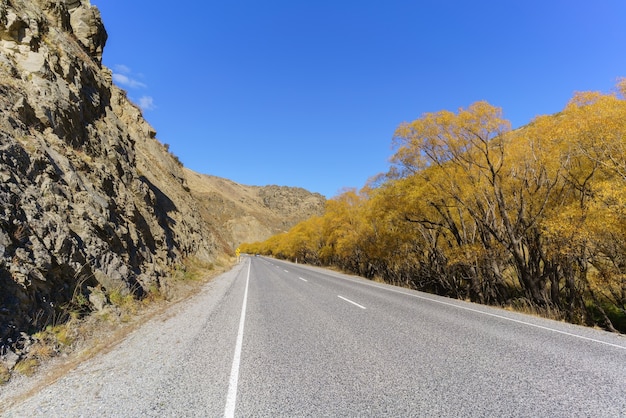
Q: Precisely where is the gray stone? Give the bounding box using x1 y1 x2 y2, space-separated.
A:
2 350 20 370
88 286 107 311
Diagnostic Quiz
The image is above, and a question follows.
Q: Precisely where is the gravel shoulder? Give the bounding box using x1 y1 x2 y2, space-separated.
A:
0 262 247 417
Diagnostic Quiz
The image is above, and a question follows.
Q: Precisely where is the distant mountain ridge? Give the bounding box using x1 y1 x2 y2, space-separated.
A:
184 170 326 252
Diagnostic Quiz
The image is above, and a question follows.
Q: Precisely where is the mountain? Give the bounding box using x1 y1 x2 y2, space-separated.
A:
184 170 325 252
0 0 324 363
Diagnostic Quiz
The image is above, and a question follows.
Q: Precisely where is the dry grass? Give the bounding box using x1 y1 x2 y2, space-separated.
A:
503 299 566 322
108 288 140 314
28 342 56 362
13 359 39 377
0 365 10 385
172 257 216 283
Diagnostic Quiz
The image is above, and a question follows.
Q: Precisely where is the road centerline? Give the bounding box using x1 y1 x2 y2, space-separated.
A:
224 260 251 417
338 295 366 310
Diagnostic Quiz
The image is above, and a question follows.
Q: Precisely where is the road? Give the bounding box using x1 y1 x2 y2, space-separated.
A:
3 256 626 417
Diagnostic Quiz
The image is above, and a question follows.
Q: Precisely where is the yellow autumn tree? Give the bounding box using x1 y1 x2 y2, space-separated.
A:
537 84 626 329
391 101 518 303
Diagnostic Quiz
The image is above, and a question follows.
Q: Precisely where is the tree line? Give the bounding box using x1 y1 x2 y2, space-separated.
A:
242 80 626 332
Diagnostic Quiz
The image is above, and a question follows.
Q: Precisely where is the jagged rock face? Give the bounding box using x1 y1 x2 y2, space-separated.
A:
0 0 217 348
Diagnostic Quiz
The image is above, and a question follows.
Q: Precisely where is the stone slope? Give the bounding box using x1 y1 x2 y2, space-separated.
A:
184 170 326 252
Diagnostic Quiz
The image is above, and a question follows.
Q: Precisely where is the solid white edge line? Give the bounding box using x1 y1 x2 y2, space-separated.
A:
224 260 251 418
338 295 366 310
329 271 626 351
411 293 626 350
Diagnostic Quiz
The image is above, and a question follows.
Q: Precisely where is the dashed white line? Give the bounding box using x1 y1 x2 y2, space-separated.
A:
224 260 251 417
284 269 289 273
338 295 366 310
299 277 308 282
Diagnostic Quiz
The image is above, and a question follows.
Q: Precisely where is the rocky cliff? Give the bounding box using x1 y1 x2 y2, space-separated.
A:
0 0 324 365
0 0 220 350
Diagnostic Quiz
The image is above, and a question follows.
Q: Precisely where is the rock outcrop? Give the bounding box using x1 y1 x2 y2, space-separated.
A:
0 0 218 353
66 1 107 62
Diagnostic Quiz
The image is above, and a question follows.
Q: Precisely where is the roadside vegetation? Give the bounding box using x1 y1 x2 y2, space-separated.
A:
242 79 626 333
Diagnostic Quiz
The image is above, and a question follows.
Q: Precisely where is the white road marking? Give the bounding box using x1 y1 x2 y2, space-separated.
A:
406 293 626 351
224 261 251 417
284 270 289 273
322 270 626 351
299 277 308 282
338 295 366 310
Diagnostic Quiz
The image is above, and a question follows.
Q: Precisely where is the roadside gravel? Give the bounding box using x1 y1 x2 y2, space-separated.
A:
0 262 247 417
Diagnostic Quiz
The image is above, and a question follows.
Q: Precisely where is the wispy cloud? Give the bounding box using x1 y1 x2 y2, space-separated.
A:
112 64 156 111
114 64 132 74
112 64 147 89
112 73 147 89
138 96 156 111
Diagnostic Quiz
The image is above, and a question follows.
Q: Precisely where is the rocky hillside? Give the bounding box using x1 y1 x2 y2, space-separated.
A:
0 0 324 365
184 170 325 251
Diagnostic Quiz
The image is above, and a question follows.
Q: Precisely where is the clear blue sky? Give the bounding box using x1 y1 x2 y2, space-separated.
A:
94 0 626 198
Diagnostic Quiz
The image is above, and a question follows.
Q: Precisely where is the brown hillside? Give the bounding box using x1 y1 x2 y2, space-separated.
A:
184 170 326 252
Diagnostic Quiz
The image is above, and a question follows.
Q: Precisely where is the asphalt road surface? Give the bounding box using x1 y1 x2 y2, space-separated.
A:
3 256 626 417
